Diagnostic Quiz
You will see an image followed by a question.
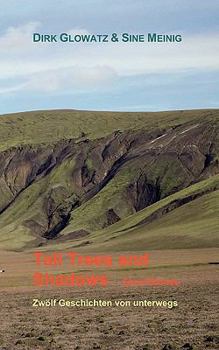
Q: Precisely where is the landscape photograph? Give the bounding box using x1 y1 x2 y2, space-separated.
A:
0 1 219 350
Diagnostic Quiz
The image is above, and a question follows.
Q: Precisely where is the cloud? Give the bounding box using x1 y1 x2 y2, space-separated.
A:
0 82 28 95
25 65 118 93
0 65 118 95
0 22 218 95
0 21 41 53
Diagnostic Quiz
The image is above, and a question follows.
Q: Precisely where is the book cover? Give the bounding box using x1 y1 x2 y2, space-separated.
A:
0 1 218 350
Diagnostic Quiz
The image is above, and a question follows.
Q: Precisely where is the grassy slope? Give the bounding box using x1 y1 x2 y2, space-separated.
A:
62 171 219 232
0 156 79 250
59 174 218 251
0 109 219 251
62 155 193 235
0 109 218 151
1 153 216 251
36 175 219 252
89 190 219 252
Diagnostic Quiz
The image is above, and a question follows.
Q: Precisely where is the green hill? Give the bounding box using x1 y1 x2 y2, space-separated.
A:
0 109 218 251
79 176 219 252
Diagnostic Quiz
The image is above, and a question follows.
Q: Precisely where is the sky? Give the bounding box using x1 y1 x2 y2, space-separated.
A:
0 0 219 114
